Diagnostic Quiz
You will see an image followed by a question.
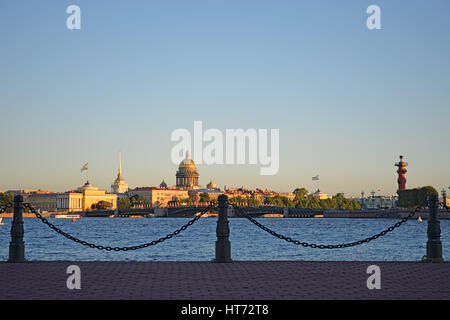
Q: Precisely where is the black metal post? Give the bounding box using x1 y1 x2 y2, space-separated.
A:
214 195 232 263
426 194 443 262
442 189 447 208
8 195 26 262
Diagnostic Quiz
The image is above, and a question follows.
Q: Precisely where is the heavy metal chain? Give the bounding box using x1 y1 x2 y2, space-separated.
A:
24 203 215 251
235 205 423 249
438 202 449 214
0 204 11 214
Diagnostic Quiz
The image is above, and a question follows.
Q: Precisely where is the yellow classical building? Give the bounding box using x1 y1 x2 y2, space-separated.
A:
129 184 189 207
57 182 117 212
25 193 59 212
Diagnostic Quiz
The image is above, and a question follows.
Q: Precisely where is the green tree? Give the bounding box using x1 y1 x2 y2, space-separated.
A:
190 192 200 204
171 196 180 206
417 186 438 207
320 199 330 210
180 197 192 205
130 195 148 206
290 192 361 211
199 192 211 203
0 192 14 207
247 197 261 207
399 186 438 208
117 197 131 210
293 188 309 201
92 200 113 210
235 196 245 205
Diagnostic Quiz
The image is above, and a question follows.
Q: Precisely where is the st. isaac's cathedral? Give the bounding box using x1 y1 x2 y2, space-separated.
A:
176 150 199 189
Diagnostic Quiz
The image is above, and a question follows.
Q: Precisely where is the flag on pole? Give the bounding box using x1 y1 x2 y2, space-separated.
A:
81 163 88 172
312 175 319 181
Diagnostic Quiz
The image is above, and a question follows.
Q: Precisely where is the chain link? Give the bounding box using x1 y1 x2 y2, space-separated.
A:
24 203 215 251
438 202 449 214
0 204 12 214
235 205 423 249
441 199 448 211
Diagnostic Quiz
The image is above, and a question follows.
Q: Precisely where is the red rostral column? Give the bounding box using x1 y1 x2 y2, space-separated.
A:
395 155 408 191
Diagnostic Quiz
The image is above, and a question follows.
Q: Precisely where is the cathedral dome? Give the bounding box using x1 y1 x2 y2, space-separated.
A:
178 150 197 170
176 150 199 189
207 180 217 190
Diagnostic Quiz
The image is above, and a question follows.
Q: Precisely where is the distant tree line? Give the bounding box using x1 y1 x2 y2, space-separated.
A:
294 193 361 210
117 194 149 210
398 186 438 208
228 196 261 207
0 192 14 211
169 193 215 206
91 200 113 210
112 188 365 210
228 188 362 210
116 192 220 209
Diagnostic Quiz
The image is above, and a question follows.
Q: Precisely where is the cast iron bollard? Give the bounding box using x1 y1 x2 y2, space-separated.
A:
214 195 232 263
426 194 443 262
8 195 26 262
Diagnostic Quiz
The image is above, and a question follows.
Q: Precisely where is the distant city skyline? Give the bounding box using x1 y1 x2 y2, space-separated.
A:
1 1 449 196
0 151 444 198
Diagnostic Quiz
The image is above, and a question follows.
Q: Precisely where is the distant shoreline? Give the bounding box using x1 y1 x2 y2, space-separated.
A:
1 209 448 219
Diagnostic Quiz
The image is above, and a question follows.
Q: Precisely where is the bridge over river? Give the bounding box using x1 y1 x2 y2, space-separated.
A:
82 206 218 218
77 205 284 218
78 205 449 220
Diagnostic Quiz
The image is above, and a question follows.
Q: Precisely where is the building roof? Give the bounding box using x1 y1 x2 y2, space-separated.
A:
26 192 61 197
206 180 217 189
159 180 168 188
6 189 55 195
132 187 186 192
191 189 223 194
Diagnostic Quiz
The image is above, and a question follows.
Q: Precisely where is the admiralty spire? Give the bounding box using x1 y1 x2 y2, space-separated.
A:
111 152 129 194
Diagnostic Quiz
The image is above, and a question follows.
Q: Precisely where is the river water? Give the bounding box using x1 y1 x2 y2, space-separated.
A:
0 217 449 261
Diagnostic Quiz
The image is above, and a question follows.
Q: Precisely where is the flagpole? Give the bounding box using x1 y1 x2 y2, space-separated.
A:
81 163 89 184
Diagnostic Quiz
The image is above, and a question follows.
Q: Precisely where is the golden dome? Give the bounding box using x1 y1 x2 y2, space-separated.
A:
179 150 197 170
207 180 217 189
176 150 199 189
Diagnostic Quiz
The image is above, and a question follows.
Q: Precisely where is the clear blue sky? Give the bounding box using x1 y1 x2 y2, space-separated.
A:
1 0 449 196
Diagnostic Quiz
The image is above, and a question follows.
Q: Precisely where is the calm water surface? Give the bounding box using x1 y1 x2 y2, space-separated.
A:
0 217 448 261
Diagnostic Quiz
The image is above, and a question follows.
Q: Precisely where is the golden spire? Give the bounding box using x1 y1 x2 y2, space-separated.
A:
117 152 122 181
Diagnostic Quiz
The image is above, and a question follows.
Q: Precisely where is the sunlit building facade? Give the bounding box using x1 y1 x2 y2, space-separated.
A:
129 187 188 207
57 182 117 212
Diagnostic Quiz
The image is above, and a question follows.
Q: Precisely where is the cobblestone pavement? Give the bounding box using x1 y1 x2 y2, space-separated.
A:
0 261 449 300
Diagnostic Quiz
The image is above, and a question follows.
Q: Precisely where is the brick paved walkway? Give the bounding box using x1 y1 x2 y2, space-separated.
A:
0 261 449 300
